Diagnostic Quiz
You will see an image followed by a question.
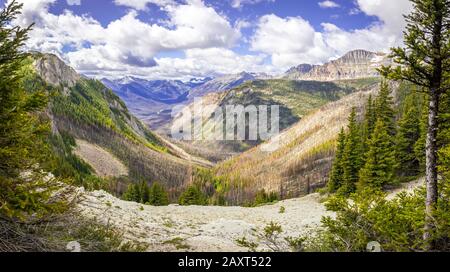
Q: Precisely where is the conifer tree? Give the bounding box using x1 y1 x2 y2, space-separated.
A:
374 82 396 137
359 120 397 190
328 128 346 192
0 1 59 219
147 182 169 206
380 0 450 247
364 95 377 140
415 96 429 170
179 185 207 206
396 91 421 177
122 180 150 204
339 108 363 196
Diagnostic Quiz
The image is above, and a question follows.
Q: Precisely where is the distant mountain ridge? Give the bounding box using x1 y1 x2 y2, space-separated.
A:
188 71 271 99
284 49 391 81
101 72 264 130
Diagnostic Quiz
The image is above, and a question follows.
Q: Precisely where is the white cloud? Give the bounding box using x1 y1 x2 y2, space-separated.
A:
66 0 81 6
9 0 244 78
73 47 272 80
231 0 275 9
318 1 340 9
250 0 413 69
6 0 414 78
251 14 329 67
113 0 174 11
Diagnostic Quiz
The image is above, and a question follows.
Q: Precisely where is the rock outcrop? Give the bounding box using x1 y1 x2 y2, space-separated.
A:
284 50 391 81
33 53 80 87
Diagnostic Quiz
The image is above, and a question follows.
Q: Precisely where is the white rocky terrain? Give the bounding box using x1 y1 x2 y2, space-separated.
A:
76 178 423 252
77 190 331 252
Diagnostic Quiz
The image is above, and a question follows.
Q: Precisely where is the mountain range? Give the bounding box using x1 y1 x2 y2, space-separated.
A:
28 49 390 202
101 49 387 133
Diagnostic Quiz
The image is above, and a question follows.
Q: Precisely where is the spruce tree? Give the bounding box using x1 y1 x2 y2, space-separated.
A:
179 185 207 206
364 95 377 140
339 108 363 196
380 0 450 247
396 91 421 178
328 128 346 192
359 120 397 191
148 182 169 206
0 1 59 219
374 82 396 137
415 96 429 170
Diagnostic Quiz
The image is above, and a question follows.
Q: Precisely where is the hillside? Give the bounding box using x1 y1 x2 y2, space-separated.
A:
213 81 383 201
168 78 380 162
28 53 207 197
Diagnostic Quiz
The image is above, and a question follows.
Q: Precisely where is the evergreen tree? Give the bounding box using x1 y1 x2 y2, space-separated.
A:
328 128 346 192
359 120 397 190
339 108 363 196
364 95 377 141
396 91 422 178
179 185 207 206
380 0 450 247
0 1 60 219
415 96 429 170
147 182 169 206
374 82 396 137
122 180 150 204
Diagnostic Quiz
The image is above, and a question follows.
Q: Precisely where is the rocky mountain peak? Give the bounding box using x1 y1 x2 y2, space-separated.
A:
284 49 391 81
33 53 80 87
335 49 378 64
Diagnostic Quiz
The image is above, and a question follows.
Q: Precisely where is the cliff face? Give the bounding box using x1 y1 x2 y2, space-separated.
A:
33 53 80 87
285 50 391 81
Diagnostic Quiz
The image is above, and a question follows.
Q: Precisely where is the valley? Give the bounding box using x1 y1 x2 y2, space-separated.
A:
2 0 448 254
31 50 386 203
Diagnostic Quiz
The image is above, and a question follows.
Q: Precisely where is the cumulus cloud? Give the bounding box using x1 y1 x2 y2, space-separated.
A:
231 0 275 9
318 1 340 9
250 0 413 69
6 0 414 78
250 14 329 67
8 0 244 78
66 0 81 6
73 47 272 80
113 0 174 11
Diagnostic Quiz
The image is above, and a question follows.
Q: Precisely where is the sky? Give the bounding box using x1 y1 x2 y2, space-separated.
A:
2 0 413 80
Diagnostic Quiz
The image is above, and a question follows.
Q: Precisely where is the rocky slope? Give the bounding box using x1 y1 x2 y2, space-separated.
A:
284 50 391 81
78 189 331 252
33 53 80 87
76 178 424 252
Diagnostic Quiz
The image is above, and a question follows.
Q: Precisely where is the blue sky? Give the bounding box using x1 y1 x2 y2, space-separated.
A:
2 0 413 80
